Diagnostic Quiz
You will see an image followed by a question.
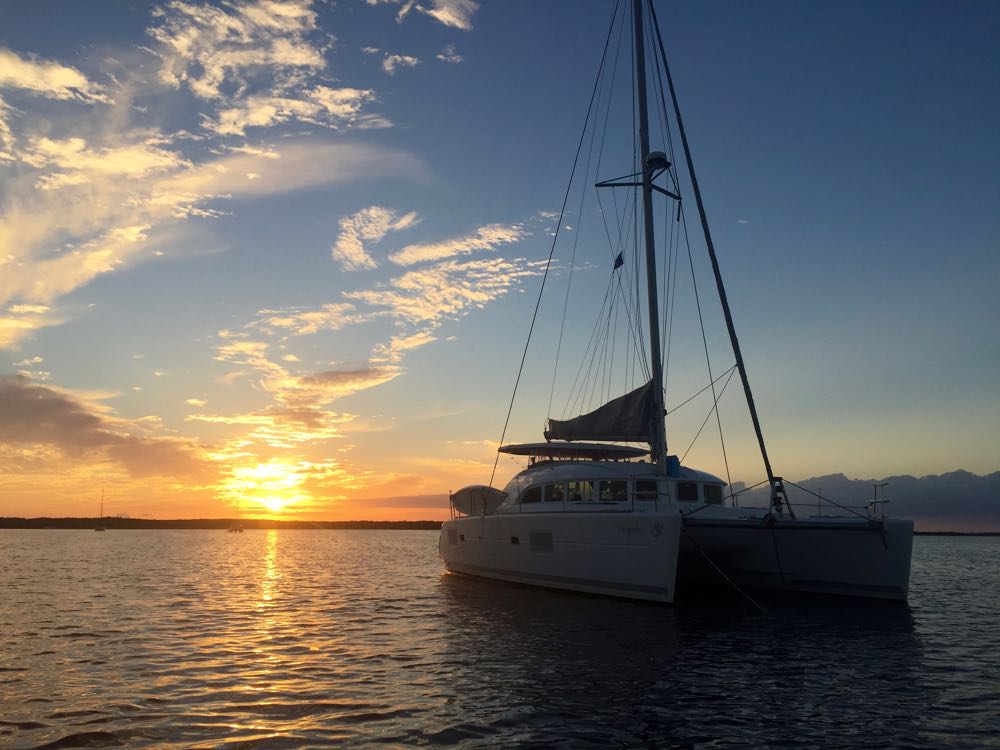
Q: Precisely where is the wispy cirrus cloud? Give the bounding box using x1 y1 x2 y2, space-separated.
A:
147 0 385 137
346 255 542 326
388 222 526 266
332 205 420 271
149 0 325 99
253 302 374 337
0 48 107 102
0 139 426 347
418 0 479 31
382 54 420 75
365 0 478 30
436 45 463 64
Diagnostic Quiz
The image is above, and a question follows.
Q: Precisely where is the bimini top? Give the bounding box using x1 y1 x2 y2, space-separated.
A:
498 441 649 461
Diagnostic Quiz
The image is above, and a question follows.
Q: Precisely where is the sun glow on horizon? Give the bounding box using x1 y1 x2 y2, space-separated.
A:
225 460 313 515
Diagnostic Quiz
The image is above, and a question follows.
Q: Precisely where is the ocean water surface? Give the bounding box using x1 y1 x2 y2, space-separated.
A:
1 530 998 749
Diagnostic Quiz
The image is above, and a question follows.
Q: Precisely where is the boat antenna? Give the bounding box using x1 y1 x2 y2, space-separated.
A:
646 0 777 492
632 0 668 473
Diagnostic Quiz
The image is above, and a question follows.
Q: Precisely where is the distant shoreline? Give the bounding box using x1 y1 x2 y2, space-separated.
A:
0 518 997 535
0 517 443 530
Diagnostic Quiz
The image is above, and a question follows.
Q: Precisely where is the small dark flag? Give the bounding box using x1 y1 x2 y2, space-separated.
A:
613 252 624 270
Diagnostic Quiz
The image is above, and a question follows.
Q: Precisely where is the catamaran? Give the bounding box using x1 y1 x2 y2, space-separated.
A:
439 0 912 603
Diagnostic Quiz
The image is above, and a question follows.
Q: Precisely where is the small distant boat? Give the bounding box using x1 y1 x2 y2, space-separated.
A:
94 488 106 532
227 498 244 533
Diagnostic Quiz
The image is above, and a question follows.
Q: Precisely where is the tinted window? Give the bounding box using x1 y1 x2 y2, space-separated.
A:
635 480 658 500
704 484 723 504
520 486 542 503
567 480 594 502
677 482 699 502
544 483 564 502
599 480 628 502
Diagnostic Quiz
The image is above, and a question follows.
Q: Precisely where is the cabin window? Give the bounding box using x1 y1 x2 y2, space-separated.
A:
544 483 564 502
677 482 699 503
520 485 542 504
635 480 658 500
567 480 594 502
599 480 628 502
704 484 723 504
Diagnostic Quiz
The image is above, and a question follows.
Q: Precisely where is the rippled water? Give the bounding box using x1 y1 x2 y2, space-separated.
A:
1 530 998 749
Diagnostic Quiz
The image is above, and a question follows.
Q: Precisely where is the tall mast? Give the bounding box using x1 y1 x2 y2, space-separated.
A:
632 0 667 472
646 0 776 490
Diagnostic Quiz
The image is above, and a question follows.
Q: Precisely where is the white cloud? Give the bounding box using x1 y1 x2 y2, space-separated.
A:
0 140 427 347
366 0 477 30
436 44 463 64
0 96 15 162
346 256 543 326
332 206 420 272
254 302 375 337
148 0 384 137
388 222 525 266
207 86 373 136
22 136 188 189
0 48 106 102
417 0 479 30
382 54 420 75
149 0 323 99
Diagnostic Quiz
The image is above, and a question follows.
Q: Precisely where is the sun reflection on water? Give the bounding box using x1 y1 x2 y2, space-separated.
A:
259 530 280 605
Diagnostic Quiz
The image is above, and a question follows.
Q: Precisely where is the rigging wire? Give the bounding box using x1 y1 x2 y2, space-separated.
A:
546 1 623 420
490 1 620 486
679 367 737 463
666 363 737 415
680 207 735 493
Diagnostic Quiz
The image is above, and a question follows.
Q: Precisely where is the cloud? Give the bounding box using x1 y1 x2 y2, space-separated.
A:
0 140 426 347
0 306 64 349
148 0 324 100
254 302 375 336
388 222 526 266
332 206 420 271
436 45 463 64
382 54 420 75
297 366 399 400
0 373 210 477
346 256 543 326
417 0 479 30
365 0 478 30
0 96 15 162
208 86 374 136
22 135 188 189
0 48 106 102
146 0 389 137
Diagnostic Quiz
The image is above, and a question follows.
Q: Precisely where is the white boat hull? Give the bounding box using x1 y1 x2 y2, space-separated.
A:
439 512 683 603
680 515 913 600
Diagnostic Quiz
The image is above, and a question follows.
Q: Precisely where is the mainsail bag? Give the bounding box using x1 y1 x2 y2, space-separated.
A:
544 379 656 442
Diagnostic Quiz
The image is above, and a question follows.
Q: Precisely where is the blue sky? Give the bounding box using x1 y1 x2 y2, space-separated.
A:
0 0 997 520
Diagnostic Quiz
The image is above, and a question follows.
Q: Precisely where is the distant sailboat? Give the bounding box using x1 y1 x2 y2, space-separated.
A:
227 497 244 533
94 488 106 532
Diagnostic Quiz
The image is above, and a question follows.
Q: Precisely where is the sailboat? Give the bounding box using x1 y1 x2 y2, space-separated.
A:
439 0 913 603
94 487 106 531
227 497 244 533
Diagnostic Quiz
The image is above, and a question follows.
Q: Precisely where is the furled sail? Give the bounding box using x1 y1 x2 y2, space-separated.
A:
544 379 657 443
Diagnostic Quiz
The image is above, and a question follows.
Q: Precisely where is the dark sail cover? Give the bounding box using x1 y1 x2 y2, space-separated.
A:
544 379 656 443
